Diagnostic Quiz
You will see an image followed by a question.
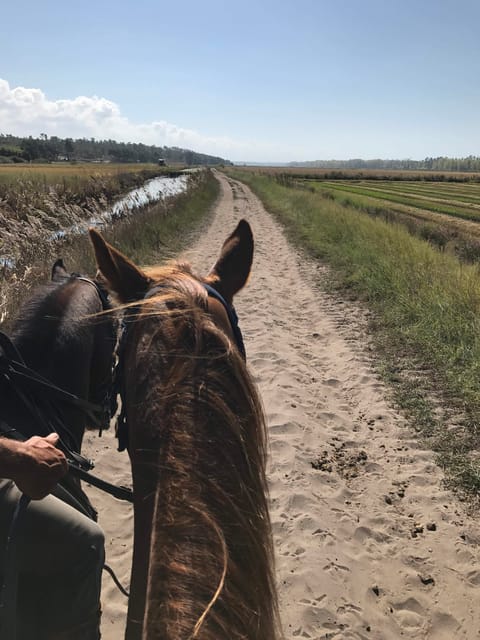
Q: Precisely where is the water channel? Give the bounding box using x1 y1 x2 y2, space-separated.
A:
1 173 190 270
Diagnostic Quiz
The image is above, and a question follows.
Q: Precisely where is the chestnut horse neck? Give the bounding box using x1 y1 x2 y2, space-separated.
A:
123 264 280 640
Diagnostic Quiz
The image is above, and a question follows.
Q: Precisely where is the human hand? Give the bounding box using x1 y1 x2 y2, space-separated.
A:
12 433 68 500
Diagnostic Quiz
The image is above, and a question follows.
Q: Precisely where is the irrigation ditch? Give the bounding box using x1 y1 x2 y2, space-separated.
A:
0 167 219 328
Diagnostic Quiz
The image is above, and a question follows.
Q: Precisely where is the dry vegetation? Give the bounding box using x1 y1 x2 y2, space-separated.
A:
233 165 480 182
0 164 213 327
0 163 179 270
0 162 165 185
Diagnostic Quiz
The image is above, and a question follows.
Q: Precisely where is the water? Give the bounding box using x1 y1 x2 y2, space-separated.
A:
109 174 188 218
60 173 190 234
0 257 16 269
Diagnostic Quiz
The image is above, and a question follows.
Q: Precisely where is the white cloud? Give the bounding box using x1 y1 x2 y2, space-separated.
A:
0 78 250 159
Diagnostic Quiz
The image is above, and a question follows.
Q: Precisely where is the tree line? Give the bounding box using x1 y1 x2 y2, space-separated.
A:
289 156 480 172
0 133 232 166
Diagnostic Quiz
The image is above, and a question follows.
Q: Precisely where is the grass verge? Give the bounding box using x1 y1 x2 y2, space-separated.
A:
224 169 480 502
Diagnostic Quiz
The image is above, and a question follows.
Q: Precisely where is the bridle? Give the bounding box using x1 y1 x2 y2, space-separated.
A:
202 283 246 360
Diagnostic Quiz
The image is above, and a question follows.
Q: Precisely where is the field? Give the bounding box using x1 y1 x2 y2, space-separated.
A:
0 162 182 207
0 163 176 286
312 180 480 221
236 165 480 182
0 162 164 184
224 167 480 498
234 166 480 262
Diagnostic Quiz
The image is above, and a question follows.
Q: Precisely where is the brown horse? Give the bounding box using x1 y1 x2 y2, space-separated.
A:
0 260 117 516
89 221 281 640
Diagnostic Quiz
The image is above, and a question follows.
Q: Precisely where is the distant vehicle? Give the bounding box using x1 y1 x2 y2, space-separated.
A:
157 158 166 166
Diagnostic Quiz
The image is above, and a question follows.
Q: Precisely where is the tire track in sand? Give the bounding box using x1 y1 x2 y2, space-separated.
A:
86 170 480 640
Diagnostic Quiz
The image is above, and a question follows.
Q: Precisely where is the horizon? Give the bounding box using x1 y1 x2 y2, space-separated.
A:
2 0 479 163
6 131 479 167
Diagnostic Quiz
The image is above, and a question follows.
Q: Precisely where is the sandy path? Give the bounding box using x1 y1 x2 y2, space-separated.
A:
84 171 480 639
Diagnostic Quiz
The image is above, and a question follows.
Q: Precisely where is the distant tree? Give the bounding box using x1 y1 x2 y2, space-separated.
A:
65 138 74 158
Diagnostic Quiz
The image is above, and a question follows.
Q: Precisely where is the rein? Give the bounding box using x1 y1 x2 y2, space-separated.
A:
0 331 133 503
0 273 132 501
0 339 107 427
0 273 113 455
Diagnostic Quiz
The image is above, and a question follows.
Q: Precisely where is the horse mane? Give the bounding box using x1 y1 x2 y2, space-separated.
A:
124 263 280 640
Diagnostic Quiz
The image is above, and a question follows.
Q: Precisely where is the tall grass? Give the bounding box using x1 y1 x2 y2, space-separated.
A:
0 164 181 219
0 162 169 186
298 178 480 263
1 169 218 329
104 168 219 266
225 169 480 496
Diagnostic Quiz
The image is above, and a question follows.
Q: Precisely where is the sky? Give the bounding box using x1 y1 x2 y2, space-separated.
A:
1 0 479 163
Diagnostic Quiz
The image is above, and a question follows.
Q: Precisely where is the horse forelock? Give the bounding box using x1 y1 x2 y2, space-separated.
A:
123 264 280 640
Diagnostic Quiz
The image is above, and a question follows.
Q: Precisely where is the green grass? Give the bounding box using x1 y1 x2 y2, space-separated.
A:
361 181 480 204
314 181 480 222
294 178 480 263
225 168 480 499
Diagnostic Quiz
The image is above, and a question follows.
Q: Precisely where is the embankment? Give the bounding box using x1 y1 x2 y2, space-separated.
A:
0 168 218 327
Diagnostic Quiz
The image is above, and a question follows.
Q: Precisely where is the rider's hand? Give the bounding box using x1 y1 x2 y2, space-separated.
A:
12 433 68 500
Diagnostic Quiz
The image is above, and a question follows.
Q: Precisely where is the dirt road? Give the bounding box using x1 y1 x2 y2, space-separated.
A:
85 171 480 639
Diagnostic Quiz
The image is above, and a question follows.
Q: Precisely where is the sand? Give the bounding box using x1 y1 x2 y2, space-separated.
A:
83 171 480 639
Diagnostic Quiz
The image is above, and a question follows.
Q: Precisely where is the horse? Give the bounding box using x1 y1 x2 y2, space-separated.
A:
89 220 281 640
0 259 118 517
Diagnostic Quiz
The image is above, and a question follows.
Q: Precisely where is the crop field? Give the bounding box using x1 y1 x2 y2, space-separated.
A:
309 180 480 222
234 167 480 263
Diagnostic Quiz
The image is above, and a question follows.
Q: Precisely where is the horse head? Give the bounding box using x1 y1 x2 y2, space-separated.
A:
89 221 280 640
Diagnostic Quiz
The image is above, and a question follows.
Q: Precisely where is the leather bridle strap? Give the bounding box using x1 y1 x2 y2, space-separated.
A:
68 465 133 503
202 283 246 360
0 356 106 422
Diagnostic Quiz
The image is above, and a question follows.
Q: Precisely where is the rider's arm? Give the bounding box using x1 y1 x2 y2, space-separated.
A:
0 433 68 500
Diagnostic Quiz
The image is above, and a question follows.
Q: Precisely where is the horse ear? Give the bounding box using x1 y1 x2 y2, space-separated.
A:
88 229 151 302
206 219 254 303
51 258 69 282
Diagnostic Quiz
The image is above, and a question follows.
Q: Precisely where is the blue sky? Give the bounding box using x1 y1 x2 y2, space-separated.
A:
1 0 479 162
